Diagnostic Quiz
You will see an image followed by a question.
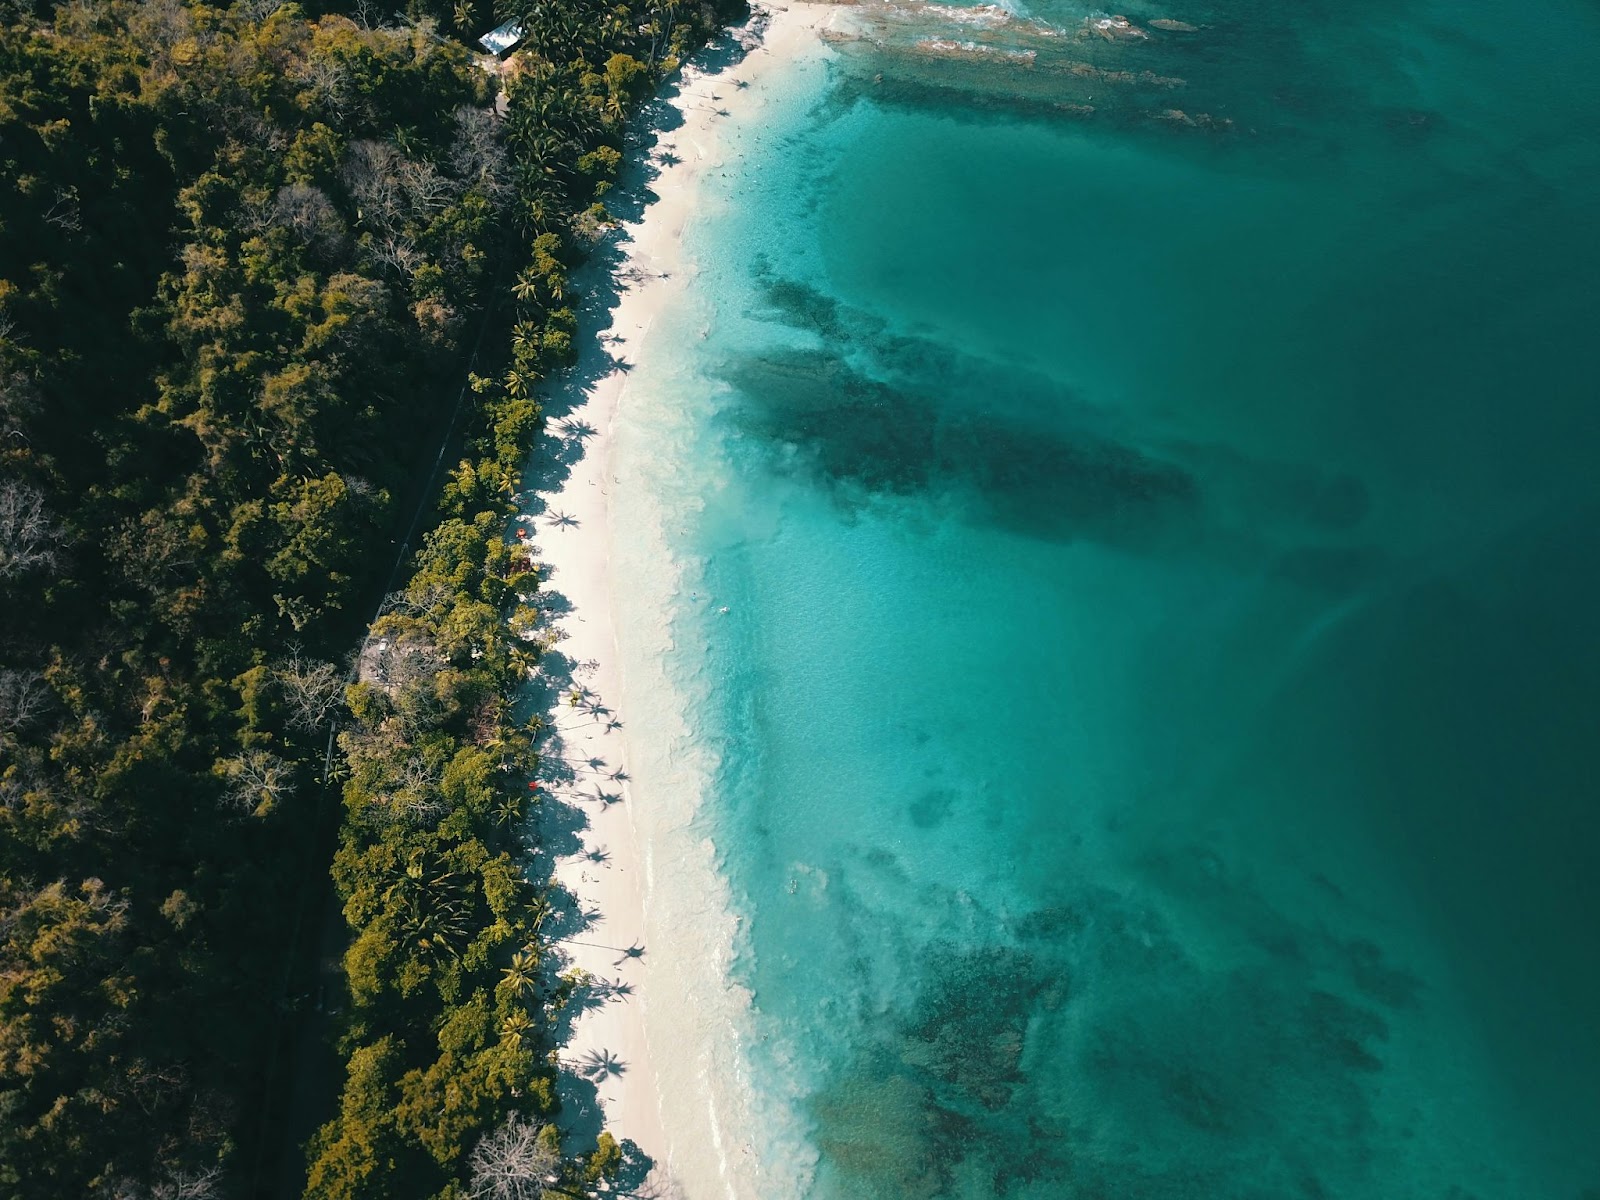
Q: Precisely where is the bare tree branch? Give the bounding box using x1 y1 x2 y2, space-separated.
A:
220 750 295 817
451 106 511 201
467 1115 561 1200
0 669 49 733
152 1165 223 1200
298 52 352 121
272 183 346 256
0 480 64 579
44 186 83 232
274 644 346 731
234 0 285 21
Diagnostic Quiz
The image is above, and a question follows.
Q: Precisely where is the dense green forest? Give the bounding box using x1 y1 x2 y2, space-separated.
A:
0 0 734 1196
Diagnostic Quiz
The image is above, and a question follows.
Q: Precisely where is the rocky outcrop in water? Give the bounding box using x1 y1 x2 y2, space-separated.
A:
1085 13 1149 41
814 0 1263 140
1154 107 1234 129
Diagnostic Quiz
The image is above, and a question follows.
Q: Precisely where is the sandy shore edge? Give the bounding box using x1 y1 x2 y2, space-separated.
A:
516 5 832 1192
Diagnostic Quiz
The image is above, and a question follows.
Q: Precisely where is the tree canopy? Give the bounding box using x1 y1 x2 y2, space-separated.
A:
0 0 736 1195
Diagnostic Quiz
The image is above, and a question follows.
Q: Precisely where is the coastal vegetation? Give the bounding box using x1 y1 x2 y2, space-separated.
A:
0 0 734 1196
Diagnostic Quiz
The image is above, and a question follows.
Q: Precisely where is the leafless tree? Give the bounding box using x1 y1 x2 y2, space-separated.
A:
399 157 453 214
275 644 346 731
631 1173 687 1200
272 183 346 256
239 188 277 235
407 582 458 621
401 791 447 823
570 205 611 247
178 241 227 287
0 480 64 579
391 753 446 821
0 373 39 440
152 1167 224 1200
235 0 284 20
397 755 437 793
0 668 48 733
79 876 131 922
370 631 446 692
44 186 83 232
467 1115 561 1200
371 234 423 278
128 0 192 51
344 140 408 234
299 52 352 121
0 773 25 818
451 106 511 201
97 1151 221 1198
53 0 114 40
346 137 464 260
220 750 295 816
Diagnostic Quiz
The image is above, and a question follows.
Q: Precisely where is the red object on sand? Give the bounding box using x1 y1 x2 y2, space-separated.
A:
528 782 539 790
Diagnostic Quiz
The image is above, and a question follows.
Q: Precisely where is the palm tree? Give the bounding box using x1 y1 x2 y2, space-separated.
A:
529 895 553 936
511 321 541 354
506 643 538 678
386 851 471 961
501 949 539 998
521 132 566 176
519 190 559 233
391 125 422 158
492 792 525 830
407 902 471 961
512 271 541 304
503 368 535 400
500 1009 537 1048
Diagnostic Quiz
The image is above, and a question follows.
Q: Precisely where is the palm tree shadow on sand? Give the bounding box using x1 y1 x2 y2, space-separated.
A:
575 1047 628 1083
506 10 770 1195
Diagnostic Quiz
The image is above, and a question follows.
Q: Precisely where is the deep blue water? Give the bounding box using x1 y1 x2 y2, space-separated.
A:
612 0 1600 1194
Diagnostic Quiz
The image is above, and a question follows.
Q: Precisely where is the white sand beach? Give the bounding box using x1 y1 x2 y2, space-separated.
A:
516 5 834 1191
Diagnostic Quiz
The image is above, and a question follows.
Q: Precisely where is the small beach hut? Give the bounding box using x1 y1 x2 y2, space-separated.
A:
477 18 525 57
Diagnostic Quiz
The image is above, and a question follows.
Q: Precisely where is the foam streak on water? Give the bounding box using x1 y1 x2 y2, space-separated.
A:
611 1 1600 1197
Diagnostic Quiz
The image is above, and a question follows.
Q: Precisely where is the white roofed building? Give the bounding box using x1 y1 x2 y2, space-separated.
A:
477 18 525 56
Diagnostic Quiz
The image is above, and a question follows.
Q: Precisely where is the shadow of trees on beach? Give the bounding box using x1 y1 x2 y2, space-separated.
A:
512 15 766 479
498 14 772 1193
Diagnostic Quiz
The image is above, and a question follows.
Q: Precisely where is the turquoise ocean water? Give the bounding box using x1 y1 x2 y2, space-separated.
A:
609 0 1600 1195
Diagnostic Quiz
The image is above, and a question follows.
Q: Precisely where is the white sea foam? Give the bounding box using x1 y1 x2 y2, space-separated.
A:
610 403 823 1197
592 12 839 1196
918 36 1039 63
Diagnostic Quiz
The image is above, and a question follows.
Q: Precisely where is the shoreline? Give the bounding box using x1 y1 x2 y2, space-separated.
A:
518 5 834 1191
